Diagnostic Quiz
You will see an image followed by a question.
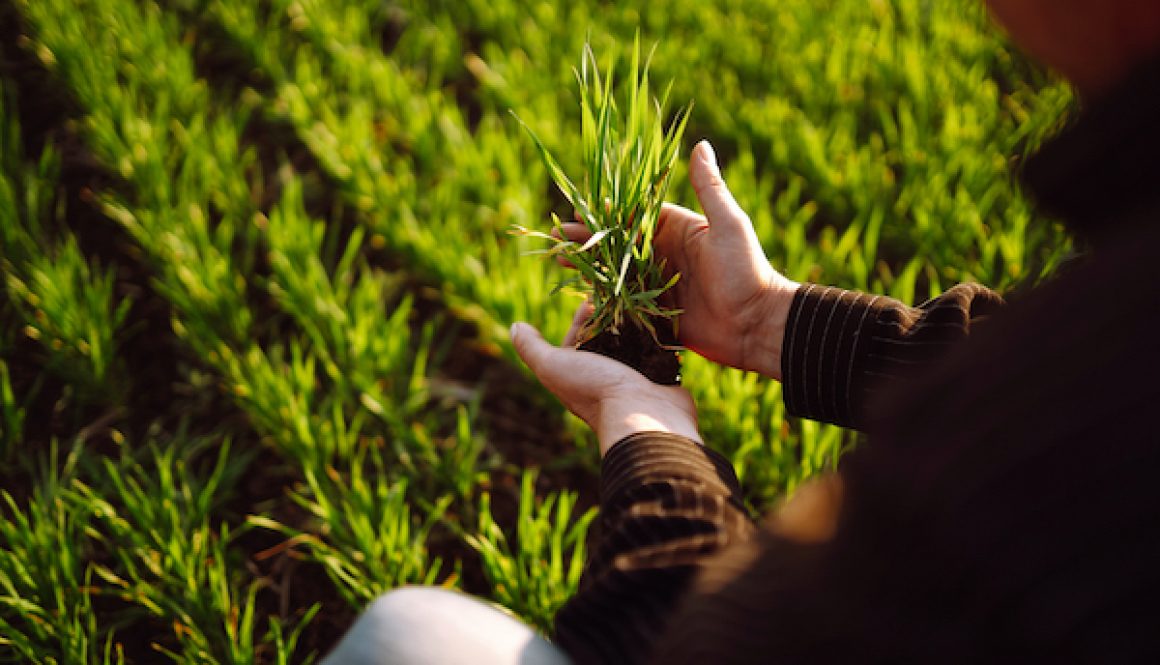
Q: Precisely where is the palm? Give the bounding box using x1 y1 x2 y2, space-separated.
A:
655 203 774 369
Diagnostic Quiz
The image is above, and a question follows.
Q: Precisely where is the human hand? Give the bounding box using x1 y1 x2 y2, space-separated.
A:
511 303 702 457
556 140 799 380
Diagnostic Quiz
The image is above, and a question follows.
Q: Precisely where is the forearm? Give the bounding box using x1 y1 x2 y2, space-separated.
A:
779 282 1005 430
553 432 755 665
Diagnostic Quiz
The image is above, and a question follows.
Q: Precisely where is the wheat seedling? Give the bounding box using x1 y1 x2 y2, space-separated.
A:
513 36 692 384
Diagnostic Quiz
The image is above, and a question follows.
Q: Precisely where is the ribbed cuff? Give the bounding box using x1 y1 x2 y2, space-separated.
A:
780 284 891 430
601 432 744 508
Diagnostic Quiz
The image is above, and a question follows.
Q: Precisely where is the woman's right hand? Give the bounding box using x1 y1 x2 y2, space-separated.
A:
557 140 799 380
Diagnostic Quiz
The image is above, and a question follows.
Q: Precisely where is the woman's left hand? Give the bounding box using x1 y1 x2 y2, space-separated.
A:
511 303 702 457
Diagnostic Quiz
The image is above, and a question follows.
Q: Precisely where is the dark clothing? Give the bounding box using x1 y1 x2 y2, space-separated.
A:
554 59 1160 664
780 282 1004 430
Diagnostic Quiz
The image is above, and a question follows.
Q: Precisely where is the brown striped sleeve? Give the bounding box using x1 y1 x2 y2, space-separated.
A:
781 282 1004 430
553 432 756 665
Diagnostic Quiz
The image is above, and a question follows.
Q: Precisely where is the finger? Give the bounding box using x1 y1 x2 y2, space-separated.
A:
688 140 750 234
660 201 702 221
652 203 704 276
656 201 708 246
562 301 595 347
511 322 556 377
555 222 591 242
552 223 594 268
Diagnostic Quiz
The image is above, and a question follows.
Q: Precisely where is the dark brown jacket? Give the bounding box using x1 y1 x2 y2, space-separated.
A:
554 59 1160 664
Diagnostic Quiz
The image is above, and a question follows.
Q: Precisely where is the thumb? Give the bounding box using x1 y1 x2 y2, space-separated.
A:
689 140 749 233
511 322 555 375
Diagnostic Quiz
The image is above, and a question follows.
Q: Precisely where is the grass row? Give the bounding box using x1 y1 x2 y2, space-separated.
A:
0 87 130 452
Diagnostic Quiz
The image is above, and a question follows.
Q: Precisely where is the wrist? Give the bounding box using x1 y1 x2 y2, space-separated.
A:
594 391 702 457
741 275 799 380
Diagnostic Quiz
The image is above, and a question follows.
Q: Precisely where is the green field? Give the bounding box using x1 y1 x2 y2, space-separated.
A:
0 0 1072 661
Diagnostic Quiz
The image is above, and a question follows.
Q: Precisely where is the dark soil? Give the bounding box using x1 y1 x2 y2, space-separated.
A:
578 318 681 385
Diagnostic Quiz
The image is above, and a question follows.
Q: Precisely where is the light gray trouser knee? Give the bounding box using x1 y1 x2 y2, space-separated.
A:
320 587 573 665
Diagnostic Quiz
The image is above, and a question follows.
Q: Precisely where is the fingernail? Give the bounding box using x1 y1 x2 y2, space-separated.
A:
699 140 719 174
510 322 521 343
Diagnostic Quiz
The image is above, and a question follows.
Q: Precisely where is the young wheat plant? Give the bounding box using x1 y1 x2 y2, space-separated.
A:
513 37 692 346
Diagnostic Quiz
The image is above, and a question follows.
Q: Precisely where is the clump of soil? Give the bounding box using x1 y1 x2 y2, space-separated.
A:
578 318 681 385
